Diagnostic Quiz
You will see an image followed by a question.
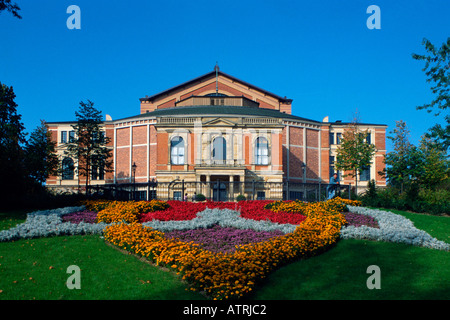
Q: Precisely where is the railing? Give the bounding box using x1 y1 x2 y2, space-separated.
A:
157 117 198 124
243 118 282 125
195 159 246 167
85 180 352 202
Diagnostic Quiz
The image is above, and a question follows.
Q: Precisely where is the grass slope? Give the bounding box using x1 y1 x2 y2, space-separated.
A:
250 239 449 300
0 235 204 300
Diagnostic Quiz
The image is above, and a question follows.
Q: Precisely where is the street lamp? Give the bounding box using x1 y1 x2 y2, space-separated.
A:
132 162 137 200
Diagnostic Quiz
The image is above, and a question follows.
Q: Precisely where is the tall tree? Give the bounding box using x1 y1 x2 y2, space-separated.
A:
412 37 450 155
0 0 21 18
381 120 417 191
64 100 112 194
24 120 59 186
335 121 376 191
416 136 449 189
0 82 26 203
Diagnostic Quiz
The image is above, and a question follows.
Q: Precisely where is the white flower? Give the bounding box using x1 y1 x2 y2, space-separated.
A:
341 206 449 251
0 206 107 242
142 208 297 234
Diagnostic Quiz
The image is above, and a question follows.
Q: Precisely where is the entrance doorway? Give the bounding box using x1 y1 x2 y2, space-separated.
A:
212 181 227 201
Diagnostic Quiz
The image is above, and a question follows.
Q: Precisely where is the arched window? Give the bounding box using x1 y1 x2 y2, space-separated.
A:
62 157 74 180
212 137 226 163
255 137 269 165
170 136 185 165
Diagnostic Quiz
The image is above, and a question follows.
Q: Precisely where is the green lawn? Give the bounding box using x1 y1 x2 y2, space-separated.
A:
0 235 204 300
250 239 449 300
0 208 448 300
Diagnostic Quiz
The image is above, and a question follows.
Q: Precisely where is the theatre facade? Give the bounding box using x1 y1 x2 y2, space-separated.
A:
46 68 387 201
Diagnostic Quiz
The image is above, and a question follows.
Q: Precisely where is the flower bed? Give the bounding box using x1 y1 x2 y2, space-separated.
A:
104 200 347 300
341 206 450 250
2 197 448 300
94 200 169 223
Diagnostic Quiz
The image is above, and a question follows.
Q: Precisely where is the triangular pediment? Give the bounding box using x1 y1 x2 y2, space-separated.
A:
202 117 238 127
140 69 292 115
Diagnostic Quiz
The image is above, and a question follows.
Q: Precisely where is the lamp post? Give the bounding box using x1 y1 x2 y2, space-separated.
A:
132 162 137 200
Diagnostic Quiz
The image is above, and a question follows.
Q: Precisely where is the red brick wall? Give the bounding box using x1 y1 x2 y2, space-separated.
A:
289 146 304 179
180 82 253 101
116 148 130 180
157 131 169 167
116 128 130 147
132 126 147 145
132 146 147 177
288 127 304 179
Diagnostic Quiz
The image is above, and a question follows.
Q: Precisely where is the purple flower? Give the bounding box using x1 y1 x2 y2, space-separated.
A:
61 211 98 224
343 212 379 228
164 224 284 253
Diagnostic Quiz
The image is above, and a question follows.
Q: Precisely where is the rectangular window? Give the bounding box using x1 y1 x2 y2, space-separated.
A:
91 166 98 180
69 130 75 143
171 137 185 165
256 191 266 200
289 191 303 200
149 190 157 200
360 166 370 181
173 191 182 201
366 132 372 144
61 131 68 143
329 132 334 145
256 146 269 165
336 133 342 144
135 191 147 201
171 146 184 164
329 156 335 177
91 165 105 180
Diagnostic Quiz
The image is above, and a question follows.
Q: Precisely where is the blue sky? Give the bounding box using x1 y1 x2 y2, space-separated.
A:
1 0 449 153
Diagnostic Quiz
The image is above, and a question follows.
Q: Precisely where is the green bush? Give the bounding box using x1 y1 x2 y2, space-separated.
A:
195 193 206 201
360 184 449 215
236 194 246 201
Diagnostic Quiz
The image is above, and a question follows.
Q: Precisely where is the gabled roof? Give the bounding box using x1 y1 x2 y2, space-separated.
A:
116 105 317 124
139 69 293 104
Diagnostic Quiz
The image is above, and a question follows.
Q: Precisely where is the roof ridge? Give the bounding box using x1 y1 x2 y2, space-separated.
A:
139 70 293 103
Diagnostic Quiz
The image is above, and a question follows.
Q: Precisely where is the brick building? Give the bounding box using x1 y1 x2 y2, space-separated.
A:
46 67 386 200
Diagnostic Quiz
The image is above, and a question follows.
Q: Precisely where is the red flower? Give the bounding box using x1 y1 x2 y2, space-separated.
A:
139 200 306 225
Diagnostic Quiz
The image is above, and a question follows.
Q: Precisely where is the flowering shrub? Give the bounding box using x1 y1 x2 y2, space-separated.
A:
83 200 116 212
264 197 361 215
61 210 98 224
96 200 169 223
0 207 107 242
140 201 238 222
343 212 379 228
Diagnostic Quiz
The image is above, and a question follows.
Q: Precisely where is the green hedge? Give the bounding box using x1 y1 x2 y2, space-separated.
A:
360 182 450 215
